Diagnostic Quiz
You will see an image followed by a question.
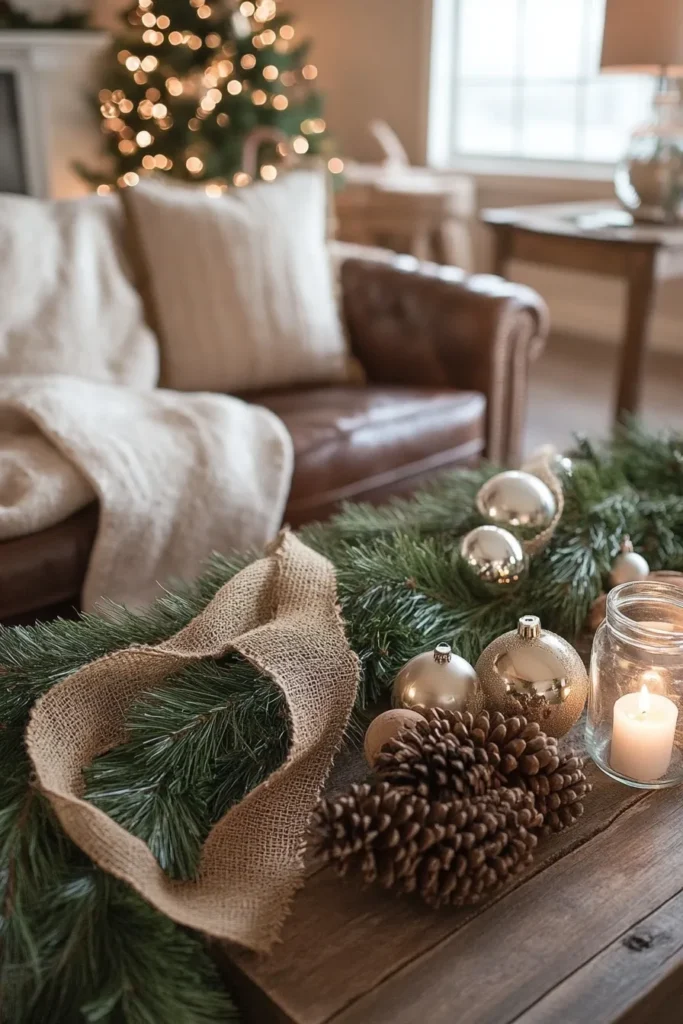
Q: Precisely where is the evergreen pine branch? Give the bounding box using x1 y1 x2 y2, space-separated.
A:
84 658 288 878
0 782 237 1024
3 425 683 1021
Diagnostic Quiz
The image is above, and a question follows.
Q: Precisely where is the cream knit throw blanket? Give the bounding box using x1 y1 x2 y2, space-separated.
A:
0 376 293 610
0 195 293 611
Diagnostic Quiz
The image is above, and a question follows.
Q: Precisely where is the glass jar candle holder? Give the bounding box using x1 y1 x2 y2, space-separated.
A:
586 581 683 789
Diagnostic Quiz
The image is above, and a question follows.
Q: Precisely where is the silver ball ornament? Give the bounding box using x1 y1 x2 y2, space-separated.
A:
459 525 527 590
609 537 650 587
392 642 484 715
476 470 557 529
475 615 588 738
524 445 573 479
363 708 425 767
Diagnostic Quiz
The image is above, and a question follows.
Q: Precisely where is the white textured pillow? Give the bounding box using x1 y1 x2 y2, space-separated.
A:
124 169 349 393
0 193 159 387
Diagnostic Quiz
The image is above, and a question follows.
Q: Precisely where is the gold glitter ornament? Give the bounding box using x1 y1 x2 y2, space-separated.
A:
475 616 588 738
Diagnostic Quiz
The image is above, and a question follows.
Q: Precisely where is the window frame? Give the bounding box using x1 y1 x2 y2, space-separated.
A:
427 0 651 178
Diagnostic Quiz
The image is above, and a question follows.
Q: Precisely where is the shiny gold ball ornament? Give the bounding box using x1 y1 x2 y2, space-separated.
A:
363 708 425 767
392 642 484 715
476 470 557 529
475 615 588 738
609 536 650 587
459 524 527 590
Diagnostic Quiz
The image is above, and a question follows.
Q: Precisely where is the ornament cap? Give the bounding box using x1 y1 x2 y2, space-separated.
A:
434 642 452 663
518 615 542 639
620 535 634 554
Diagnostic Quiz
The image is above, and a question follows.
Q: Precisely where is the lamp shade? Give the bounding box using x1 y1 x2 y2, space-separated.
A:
601 0 683 75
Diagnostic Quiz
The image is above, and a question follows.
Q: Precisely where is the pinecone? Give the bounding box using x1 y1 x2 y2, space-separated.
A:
375 708 590 835
312 779 543 908
374 710 494 798
488 712 591 835
514 752 590 836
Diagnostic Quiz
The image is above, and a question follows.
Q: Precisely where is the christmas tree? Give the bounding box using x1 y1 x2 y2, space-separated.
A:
82 0 342 193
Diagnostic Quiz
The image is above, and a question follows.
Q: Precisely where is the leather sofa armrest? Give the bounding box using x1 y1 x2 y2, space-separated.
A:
339 254 549 466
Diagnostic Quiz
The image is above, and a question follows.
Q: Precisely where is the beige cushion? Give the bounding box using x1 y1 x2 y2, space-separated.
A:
0 193 159 386
124 169 349 393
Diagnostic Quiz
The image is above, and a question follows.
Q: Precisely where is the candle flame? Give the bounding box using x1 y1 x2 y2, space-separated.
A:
638 684 651 715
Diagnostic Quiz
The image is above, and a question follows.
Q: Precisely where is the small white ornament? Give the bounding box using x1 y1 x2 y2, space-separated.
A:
609 537 650 587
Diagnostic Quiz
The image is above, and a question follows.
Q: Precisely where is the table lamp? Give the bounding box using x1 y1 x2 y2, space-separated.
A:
601 0 683 222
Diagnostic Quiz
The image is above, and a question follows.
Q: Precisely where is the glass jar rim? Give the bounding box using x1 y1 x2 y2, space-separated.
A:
607 581 683 649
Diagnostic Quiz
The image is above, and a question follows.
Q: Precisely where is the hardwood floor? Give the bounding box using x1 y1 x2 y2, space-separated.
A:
525 335 683 456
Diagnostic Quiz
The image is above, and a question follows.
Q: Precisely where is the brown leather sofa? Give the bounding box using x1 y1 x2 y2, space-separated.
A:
0 250 548 625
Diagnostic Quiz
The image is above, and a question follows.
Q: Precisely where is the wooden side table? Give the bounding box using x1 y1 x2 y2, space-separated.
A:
482 202 683 423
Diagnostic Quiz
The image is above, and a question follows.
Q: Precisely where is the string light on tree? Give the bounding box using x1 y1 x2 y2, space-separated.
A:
81 0 340 190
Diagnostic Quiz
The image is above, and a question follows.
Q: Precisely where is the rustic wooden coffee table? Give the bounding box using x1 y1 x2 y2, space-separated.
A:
482 201 683 426
220 730 683 1024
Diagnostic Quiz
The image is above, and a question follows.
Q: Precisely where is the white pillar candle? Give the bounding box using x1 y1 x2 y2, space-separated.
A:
610 685 678 783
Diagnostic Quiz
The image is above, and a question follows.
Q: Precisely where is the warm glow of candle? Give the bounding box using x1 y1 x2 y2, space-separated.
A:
638 683 650 714
610 682 678 783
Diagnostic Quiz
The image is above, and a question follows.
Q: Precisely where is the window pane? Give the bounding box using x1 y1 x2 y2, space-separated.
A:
582 77 655 161
584 0 607 75
455 84 516 154
522 0 587 80
436 0 657 164
521 84 579 158
458 0 520 79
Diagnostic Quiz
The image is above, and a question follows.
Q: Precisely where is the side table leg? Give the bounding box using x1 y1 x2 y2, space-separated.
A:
615 249 657 424
492 226 513 279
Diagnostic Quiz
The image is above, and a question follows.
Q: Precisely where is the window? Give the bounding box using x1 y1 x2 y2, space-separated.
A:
429 0 655 167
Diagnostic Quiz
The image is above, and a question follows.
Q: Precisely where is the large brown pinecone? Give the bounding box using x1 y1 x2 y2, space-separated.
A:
312 779 542 908
375 708 590 835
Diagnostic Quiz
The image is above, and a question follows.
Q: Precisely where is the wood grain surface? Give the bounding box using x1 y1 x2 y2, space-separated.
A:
219 733 683 1024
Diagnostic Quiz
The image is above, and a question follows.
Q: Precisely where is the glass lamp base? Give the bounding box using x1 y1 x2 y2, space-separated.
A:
614 85 683 225
587 725 683 790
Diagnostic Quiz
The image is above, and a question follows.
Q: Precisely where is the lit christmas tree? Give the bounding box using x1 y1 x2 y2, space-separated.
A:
82 0 342 193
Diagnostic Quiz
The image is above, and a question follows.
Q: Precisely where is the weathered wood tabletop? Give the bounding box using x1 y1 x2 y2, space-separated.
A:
219 729 683 1024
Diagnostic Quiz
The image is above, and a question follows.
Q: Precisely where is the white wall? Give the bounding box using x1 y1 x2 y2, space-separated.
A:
285 0 433 165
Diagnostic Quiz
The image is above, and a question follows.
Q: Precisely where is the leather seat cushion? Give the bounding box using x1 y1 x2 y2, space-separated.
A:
251 386 486 524
0 386 485 621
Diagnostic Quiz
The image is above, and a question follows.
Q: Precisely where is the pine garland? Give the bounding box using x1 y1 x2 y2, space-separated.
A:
1 423 683 1021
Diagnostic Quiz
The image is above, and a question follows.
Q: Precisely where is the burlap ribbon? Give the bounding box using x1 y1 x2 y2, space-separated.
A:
521 447 565 557
26 531 359 953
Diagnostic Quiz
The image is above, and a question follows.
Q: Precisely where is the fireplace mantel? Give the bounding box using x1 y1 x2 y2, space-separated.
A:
0 30 108 198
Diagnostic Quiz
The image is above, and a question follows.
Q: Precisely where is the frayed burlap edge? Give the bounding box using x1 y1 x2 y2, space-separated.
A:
522 449 565 557
26 531 359 954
